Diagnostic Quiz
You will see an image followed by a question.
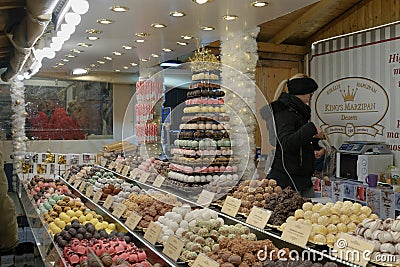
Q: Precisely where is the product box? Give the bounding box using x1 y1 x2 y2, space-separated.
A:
367 188 381 216
331 180 344 202
66 154 80 165
82 153 96 164
380 190 395 218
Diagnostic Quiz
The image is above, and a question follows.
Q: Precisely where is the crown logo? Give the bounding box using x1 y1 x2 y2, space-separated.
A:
340 86 357 102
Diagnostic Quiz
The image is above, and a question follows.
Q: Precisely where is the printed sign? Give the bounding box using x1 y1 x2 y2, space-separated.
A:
281 221 312 248
315 77 388 137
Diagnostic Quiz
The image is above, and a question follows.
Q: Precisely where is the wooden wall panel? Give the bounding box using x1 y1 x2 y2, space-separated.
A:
309 0 400 45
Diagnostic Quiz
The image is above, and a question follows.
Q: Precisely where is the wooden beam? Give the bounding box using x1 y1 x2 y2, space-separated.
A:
37 71 138 84
306 0 368 47
269 0 340 44
257 42 305 55
207 41 305 55
258 52 304 61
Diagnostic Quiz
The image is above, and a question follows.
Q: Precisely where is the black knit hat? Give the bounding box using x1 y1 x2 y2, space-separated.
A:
287 77 318 95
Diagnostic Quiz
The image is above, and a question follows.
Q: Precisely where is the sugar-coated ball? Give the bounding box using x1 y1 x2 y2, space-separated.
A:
302 202 313 211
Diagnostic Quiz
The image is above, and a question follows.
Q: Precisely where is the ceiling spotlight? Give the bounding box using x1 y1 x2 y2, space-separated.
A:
140 58 148 62
151 54 160 58
110 6 129 12
162 48 173 52
222 15 238 21
169 11 186 17
160 59 182 67
135 32 150 37
97 19 114 25
90 64 97 67
114 69 121 72
192 0 212 4
52 66 59 68
70 49 83 53
151 23 167 28
97 60 105 64
65 54 76 58
181 35 193 40
58 63 65 66
72 68 88 75
176 41 188 46
251 1 268 7
130 62 138 66
135 39 145 43
123 66 129 69
122 45 134 50
112 51 123 56
62 59 70 62
78 43 92 47
86 29 102 34
201 26 215 31
87 36 99 41
104 56 113 60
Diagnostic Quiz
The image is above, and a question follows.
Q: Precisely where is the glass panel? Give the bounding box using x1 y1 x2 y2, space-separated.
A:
0 78 113 140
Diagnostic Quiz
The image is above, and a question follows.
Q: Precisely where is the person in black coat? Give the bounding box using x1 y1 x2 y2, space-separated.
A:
266 74 324 198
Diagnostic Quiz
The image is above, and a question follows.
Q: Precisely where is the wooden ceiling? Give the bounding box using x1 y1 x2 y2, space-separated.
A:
0 0 389 77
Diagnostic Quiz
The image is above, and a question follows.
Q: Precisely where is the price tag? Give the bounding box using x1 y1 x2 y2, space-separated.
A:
103 195 115 209
68 174 76 184
86 185 94 197
92 190 102 203
139 172 150 183
108 161 116 169
63 170 70 180
101 158 108 167
281 220 312 248
196 190 215 207
122 166 130 176
74 179 82 188
116 163 123 173
192 253 219 267
112 203 127 218
78 181 86 192
221 196 241 217
332 233 375 267
125 211 142 230
152 175 165 188
162 235 185 262
130 168 140 179
246 207 272 229
143 221 162 245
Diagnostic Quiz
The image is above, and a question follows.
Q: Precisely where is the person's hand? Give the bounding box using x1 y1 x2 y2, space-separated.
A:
314 125 325 139
314 148 325 159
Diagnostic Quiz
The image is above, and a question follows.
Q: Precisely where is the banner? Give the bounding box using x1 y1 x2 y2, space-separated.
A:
310 23 400 166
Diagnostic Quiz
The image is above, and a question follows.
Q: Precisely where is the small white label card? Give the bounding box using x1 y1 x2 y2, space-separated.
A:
122 166 130 176
112 203 127 219
143 221 162 245
92 190 102 203
125 211 142 230
103 195 115 209
86 185 94 198
192 253 219 267
281 221 312 248
332 233 375 267
130 168 140 179
78 181 87 192
246 207 272 229
196 190 215 207
152 175 165 188
139 172 150 183
162 235 185 261
221 196 241 217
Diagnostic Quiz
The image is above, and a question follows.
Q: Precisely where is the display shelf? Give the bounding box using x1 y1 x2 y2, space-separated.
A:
18 177 70 267
95 165 368 267
57 175 183 267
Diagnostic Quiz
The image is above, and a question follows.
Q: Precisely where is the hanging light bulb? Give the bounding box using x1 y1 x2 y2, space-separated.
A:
65 12 81 26
71 0 89 15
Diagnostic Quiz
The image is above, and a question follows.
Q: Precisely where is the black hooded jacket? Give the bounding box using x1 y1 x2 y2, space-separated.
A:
267 92 317 190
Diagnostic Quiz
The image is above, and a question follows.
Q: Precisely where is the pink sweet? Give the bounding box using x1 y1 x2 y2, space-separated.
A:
232 166 238 172
220 166 226 172
225 166 233 172
213 166 219 172
137 251 147 261
208 166 214 173
129 253 139 263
